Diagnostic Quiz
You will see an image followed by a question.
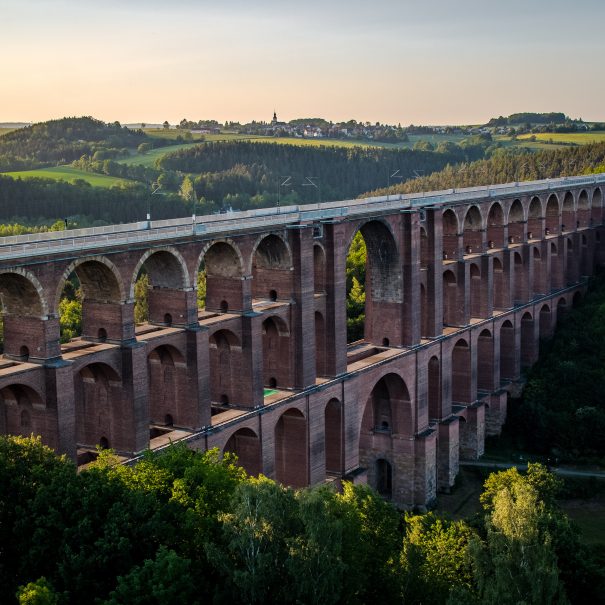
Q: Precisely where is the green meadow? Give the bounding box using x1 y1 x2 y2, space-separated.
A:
5 166 130 188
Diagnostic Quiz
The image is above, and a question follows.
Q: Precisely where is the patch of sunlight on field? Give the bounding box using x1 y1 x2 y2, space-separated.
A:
4 166 130 188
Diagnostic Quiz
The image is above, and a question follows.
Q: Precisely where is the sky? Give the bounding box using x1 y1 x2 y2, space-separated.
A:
1 0 604 125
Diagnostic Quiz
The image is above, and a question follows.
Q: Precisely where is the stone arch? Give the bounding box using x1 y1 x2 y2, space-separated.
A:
463 205 483 253
148 344 190 428
477 329 495 391
75 362 123 451
443 269 458 326
442 209 459 259
520 311 536 368
487 202 505 248
313 243 326 293
324 398 342 474
130 247 190 297
545 193 560 234
251 233 293 301
507 199 524 244
427 356 441 420
262 315 292 388
591 187 602 224
275 408 308 488
224 427 262 477
500 320 517 381
56 256 125 312
527 196 543 239
199 239 245 313
539 303 553 340
0 269 49 317
562 191 575 231
347 219 401 345
0 384 55 448
209 329 241 404
451 338 473 404
360 373 413 437
556 297 568 323
577 189 590 228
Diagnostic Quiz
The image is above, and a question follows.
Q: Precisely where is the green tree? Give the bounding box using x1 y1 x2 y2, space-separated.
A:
137 142 151 154
16 577 58 605
58 297 82 342
134 273 149 324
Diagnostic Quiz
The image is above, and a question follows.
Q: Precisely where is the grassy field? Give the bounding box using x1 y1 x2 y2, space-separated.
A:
117 142 205 167
0 128 16 137
4 166 130 188
516 131 605 145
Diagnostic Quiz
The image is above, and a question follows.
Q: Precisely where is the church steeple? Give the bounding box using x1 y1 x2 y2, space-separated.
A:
272 110 278 124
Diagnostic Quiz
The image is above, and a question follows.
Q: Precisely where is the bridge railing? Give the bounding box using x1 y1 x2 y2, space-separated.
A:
1 173 604 260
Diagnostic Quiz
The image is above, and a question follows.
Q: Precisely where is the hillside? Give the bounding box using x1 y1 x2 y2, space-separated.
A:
0 116 164 171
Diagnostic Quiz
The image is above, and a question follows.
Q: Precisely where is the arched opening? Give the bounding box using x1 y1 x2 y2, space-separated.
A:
513 251 527 303
442 209 459 259
507 199 524 244
375 459 393 498
532 247 543 296
325 398 342 474
539 304 553 341
452 339 473 404
315 311 327 378
275 408 308 488
346 221 401 345
477 329 495 391
527 196 543 239
572 291 582 308
545 194 560 234
268 377 277 388
591 188 602 225
493 257 506 309
428 356 441 420
577 190 590 228
500 320 517 381
360 374 413 502
163 313 172 326
97 328 107 342
164 414 174 427
313 244 326 293
75 363 122 451
131 249 189 327
209 329 241 405
199 241 244 314
224 427 262 477
148 345 188 428
99 436 109 450
0 384 51 447
469 263 482 318
520 312 536 368
562 191 575 232
252 234 292 302
262 316 291 388
57 258 123 344
463 205 483 254
556 297 568 324
487 202 504 248
443 270 458 326
18 346 30 361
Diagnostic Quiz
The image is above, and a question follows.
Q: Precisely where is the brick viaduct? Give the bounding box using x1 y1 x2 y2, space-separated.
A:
1 173 604 508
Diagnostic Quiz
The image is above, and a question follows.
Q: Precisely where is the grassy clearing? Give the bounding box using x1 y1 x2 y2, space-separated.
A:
560 496 605 545
4 166 130 188
117 143 205 167
0 128 16 137
516 131 605 145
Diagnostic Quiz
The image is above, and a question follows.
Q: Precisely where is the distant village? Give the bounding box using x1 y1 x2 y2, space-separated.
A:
172 111 598 143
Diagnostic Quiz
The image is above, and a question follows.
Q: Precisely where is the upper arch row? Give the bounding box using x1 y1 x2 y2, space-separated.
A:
443 186 603 233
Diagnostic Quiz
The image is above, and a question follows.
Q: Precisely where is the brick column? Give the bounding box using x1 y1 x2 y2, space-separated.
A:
425 208 443 337
148 288 198 327
82 300 135 343
3 316 61 362
184 325 210 429
45 358 76 460
288 226 316 389
401 210 421 345
240 311 264 408
321 221 347 376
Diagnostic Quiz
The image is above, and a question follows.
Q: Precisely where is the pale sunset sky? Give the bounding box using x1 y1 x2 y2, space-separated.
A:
1 0 603 125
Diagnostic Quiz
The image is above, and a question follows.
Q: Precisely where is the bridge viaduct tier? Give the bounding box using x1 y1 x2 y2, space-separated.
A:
1 174 604 507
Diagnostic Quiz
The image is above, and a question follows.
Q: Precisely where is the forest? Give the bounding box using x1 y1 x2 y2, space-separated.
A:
2 435 604 605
